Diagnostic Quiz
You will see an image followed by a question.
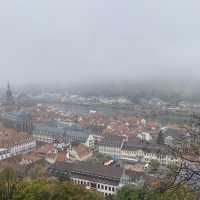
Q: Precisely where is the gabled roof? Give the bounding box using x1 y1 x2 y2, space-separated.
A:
72 143 91 159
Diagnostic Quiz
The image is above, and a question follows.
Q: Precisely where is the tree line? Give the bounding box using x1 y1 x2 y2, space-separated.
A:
0 166 197 200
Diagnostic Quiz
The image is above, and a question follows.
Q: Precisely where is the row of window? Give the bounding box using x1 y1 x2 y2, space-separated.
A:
0 153 10 160
72 178 116 193
72 179 90 186
99 147 121 153
10 141 36 149
0 150 9 155
11 143 36 152
97 184 115 192
0 143 35 160
100 148 180 165
10 144 36 155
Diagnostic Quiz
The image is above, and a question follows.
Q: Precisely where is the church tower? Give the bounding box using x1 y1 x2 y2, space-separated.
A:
6 83 14 104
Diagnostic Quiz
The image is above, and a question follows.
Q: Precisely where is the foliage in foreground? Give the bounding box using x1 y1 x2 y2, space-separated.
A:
116 184 197 200
0 167 103 200
0 167 198 200
12 179 103 200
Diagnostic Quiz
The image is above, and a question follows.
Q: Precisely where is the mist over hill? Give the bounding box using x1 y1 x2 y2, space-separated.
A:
70 79 200 103
17 78 200 104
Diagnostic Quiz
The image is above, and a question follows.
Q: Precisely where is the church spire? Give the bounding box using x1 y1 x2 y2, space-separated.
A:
7 82 10 91
6 82 14 104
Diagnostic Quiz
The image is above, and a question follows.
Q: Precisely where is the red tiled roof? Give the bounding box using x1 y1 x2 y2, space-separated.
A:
35 143 54 154
21 154 42 163
73 144 91 159
57 151 66 161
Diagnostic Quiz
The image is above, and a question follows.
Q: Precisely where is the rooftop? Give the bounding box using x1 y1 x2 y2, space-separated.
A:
33 123 90 138
162 128 189 141
72 143 92 159
122 137 166 154
1 112 31 122
56 151 66 162
49 161 123 179
20 143 55 164
0 126 33 148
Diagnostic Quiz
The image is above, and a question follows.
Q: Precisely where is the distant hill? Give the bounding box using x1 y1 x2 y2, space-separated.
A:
66 79 200 104
18 79 200 104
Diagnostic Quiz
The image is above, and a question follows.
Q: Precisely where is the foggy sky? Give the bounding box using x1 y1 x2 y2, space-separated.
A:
0 0 200 86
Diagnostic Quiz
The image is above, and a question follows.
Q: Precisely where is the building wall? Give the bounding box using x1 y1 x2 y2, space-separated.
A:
1 118 33 133
9 140 36 156
120 149 181 165
98 144 180 165
48 164 122 197
99 145 121 157
0 149 11 160
71 177 118 196
32 129 89 144
33 134 55 143
0 140 36 161
85 135 96 149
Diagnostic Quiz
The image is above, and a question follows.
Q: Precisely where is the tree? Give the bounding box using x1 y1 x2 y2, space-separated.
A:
152 113 200 198
115 185 158 200
12 178 103 200
149 160 160 172
115 184 196 200
12 179 54 200
162 114 200 193
0 166 17 200
56 182 103 200
159 184 197 200
29 164 46 180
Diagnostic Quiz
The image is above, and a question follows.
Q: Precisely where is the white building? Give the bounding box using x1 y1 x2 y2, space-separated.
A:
0 148 10 160
48 161 123 197
85 135 96 149
98 136 124 158
9 139 36 156
0 128 36 161
0 139 36 161
121 143 181 166
98 136 181 166
137 132 152 142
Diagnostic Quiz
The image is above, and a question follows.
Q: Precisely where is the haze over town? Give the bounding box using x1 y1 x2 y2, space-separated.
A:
0 0 200 86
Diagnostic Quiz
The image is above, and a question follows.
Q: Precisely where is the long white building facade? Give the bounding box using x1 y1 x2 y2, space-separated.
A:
98 136 181 165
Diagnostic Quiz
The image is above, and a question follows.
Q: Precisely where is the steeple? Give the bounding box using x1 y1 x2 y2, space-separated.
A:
6 83 14 104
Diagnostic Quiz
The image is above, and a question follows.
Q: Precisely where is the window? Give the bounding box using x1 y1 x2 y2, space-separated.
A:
98 184 100 189
109 187 111 191
112 187 115 192
105 186 107 190
101 185 104 190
